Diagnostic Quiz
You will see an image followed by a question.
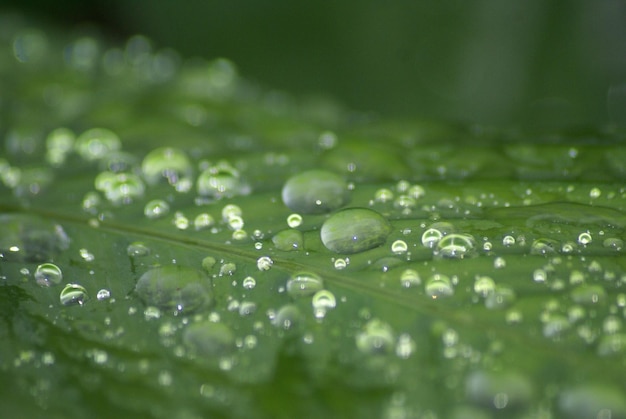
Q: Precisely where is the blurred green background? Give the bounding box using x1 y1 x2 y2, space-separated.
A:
3 0 626 128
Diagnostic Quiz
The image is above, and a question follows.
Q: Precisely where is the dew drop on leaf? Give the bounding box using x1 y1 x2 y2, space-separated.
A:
311 289 336 318
272 229 303 251
286 271 324 297
144 199 170 219
75 128 121 161
141 147 192 185
425 274 454 298
34 262 63 287
435 233 476 259
135 264 212 313
356 319 395 355
281 170 349 214
183 321 235 357
60 283 88 306
320 208 391 254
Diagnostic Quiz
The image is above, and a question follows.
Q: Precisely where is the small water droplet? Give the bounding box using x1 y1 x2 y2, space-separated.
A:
272 304 303 330
194 213 215 230
272 229 303 251
320 208 391 254
485 287 516 309
400 269 421 288
602 237 623 251
141 147 192 185
374 188 394 203
286 271 324 297
333 258 347 270
421 228 443 248
34 263 63 287
356 318 395 355
577 232 592 245
391 240 408 254
502 235 515 246
531 238 559 255
60 283 88 306
183 321 235 357
79 248 95 262
256 256 273 271
312 289 336 319
425 274 454 298
473 276 495 297
197 161 247 198
127 242 150 257
435 233 476 259
570 284 606 305
242 276 256 289
589 187 602 199
282 170 349 214
173 212 189 230
286 213 303 228
96 289 111 300
75 128 121 161
144 199 170 219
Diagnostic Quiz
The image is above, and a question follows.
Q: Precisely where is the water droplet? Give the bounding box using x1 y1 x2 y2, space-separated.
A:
502 235 515 246
79 248 95 262
219 262 236 276
465 370 533 411
577 232 592 245
34 263 63 287
400 269 421 288
144 199 170 219
60 283 88 306
194 213 215 230
485 287 516 309
173 212 189 230
473 276 495 297
75 128 121 161
272 229 303 251
533 269 547 283
231 229 247 240
45 127 75 166
589 187 602 199
96 289 111 300
272 304 303 331
356 319 395 355
602 237 623 251
141 147 192 185
242 276 256 289
530 238 559 255
286 271 324 297
202 256 216 271
425 274 454 298
97 172 145 204
597 334 626 356
135 265 212 313
82 192 101 212
256 256 273 271
570 284 606 305
558 385 626 419
282 170 349 214
391 240 408 254
197 161 247 198
542 314 571 338
435 233 476 259
408 184 425 199
421 228 443 248
183 321 235 357
0 215 70 262
312 289 336 318
286 213 303 228
395 334 416 359
320 208 391 254
333 258 348 270
127 242 150 257
374 188 394 203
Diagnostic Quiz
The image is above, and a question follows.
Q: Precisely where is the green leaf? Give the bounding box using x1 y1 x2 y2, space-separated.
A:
2 18 626 419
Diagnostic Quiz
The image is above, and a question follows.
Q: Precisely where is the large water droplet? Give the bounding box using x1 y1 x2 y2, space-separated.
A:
320 208 391 254
183 321 235 357
141 147 192 185
282 170 349 214
286 271 324 297
34 263 63 287
135 265 212 314
272 304 303 331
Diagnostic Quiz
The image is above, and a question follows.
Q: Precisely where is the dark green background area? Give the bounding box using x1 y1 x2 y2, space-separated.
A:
3 0 626 128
